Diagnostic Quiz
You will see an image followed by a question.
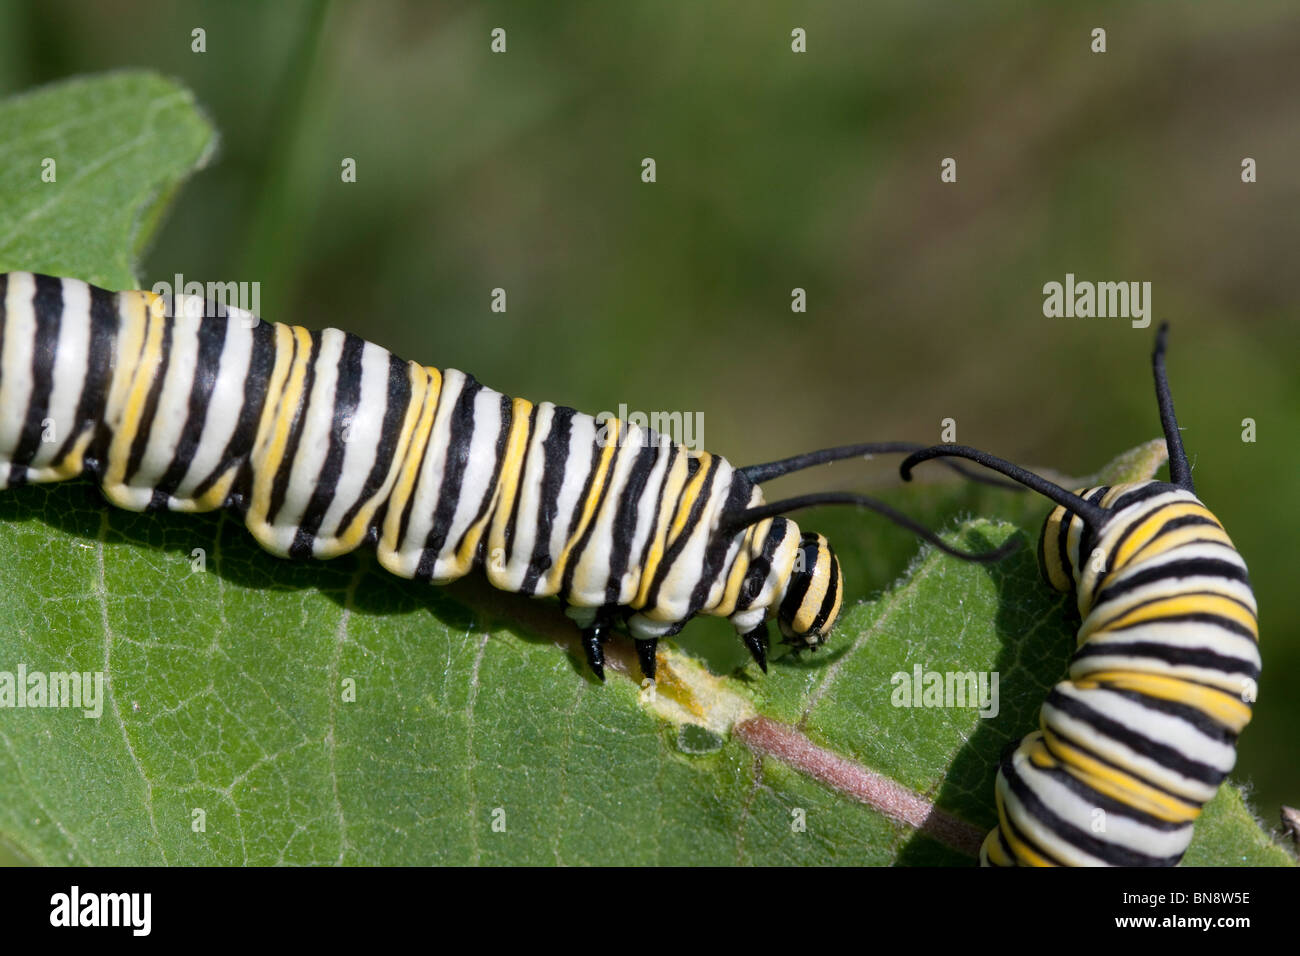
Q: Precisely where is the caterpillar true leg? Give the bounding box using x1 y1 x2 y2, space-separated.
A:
633 636 661 683
740 624 771 674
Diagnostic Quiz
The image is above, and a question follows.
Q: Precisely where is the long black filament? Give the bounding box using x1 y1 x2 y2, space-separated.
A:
724 491 1021 563
1152 323 1195 493
899 445 1110 529
740 441 1024 491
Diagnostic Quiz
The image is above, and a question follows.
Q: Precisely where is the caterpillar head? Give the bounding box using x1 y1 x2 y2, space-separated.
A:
777 532 843 647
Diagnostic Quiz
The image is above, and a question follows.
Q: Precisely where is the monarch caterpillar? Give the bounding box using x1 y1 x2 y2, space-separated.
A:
900 325 1260 867
0 272 1012 681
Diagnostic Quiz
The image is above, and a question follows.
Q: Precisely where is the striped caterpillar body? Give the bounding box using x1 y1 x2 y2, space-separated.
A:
901 326 1260 867
0 272 1008 681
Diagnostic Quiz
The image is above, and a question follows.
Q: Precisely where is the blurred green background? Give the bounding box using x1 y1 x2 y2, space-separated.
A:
0 1 1295 842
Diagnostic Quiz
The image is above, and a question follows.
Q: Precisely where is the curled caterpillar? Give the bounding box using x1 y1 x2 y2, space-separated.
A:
901 325 1260 866
0 272 1012 681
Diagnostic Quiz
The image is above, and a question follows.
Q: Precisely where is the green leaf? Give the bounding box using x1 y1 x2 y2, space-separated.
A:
0 74 1291 867
0 71 217 289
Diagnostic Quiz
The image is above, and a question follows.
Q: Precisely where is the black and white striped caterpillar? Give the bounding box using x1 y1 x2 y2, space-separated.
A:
901 326 1260 866
0 272 1011 681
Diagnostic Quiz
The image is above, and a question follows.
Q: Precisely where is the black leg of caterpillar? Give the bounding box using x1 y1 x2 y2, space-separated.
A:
634 638 659 682
741 625 769 673
582 625 609 682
